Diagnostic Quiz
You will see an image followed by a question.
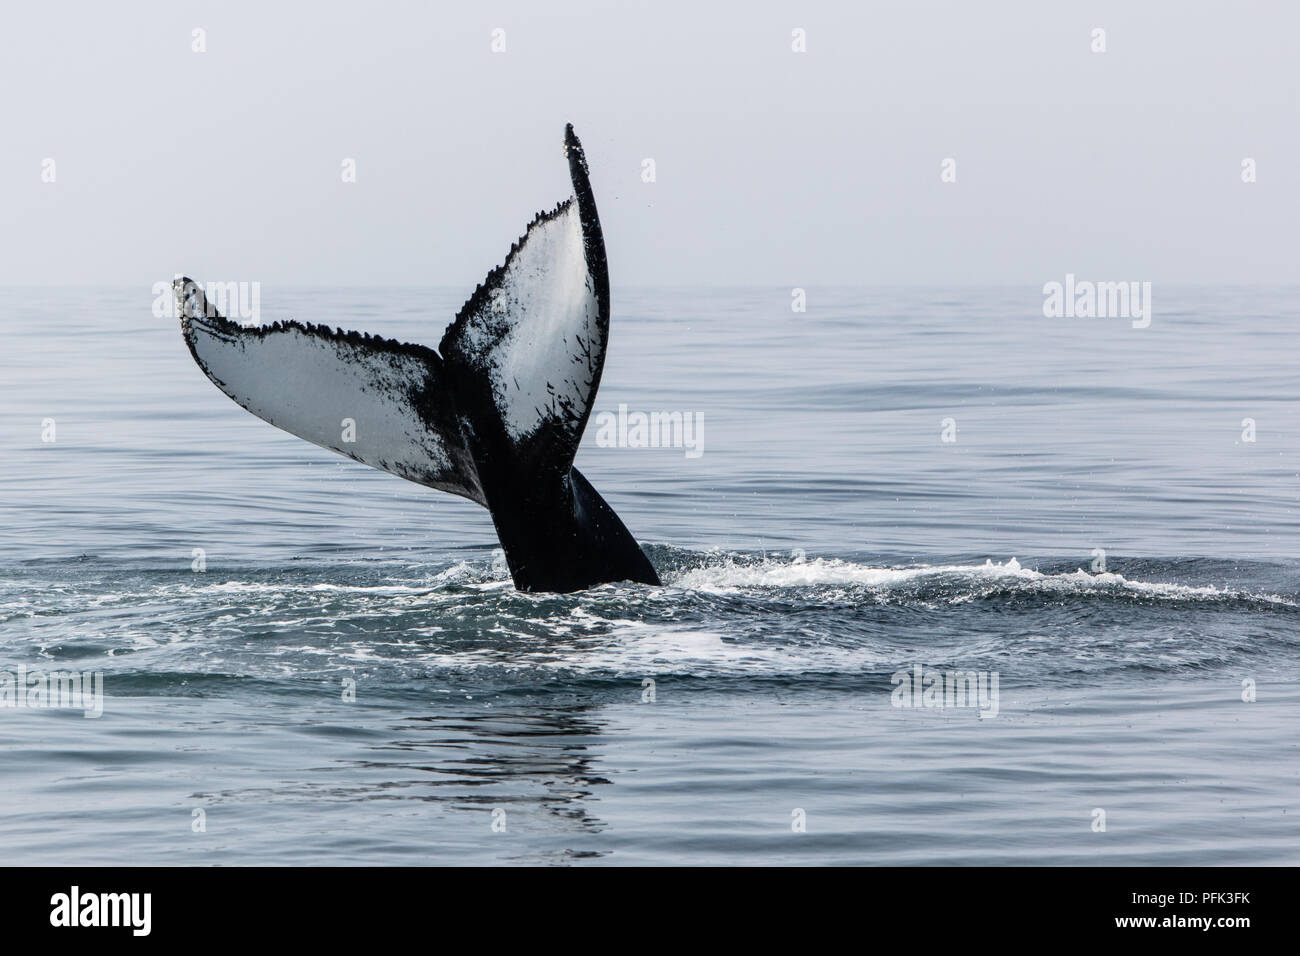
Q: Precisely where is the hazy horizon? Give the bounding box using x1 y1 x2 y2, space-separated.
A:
2 0 1295 289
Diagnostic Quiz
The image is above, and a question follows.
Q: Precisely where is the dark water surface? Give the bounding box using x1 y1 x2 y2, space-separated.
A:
1 285 1297 864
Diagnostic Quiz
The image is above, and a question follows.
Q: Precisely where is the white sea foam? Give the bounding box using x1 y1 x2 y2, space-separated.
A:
668 556 1299 606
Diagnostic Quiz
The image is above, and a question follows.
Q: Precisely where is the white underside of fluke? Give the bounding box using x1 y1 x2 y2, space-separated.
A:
180 298 483 505
444 201 604 448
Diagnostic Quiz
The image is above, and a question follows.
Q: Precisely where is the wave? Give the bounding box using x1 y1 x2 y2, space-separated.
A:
2 549 1298 689
665 554 1300 608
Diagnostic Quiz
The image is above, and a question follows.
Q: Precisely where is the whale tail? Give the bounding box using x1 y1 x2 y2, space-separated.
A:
178 124 659 592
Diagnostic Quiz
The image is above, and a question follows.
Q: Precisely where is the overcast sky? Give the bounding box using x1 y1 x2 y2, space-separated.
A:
0 0 1295 287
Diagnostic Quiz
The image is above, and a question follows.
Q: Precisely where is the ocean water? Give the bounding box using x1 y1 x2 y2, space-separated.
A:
1 284 1298 865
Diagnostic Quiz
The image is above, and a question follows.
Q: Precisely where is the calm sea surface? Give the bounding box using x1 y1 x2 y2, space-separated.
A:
0 284 1297 864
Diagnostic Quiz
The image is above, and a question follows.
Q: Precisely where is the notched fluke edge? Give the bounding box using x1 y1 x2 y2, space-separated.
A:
443 199 575 346
175 276 440 363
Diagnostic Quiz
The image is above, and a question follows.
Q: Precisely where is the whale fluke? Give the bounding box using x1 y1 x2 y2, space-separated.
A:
177 297 486 505
178 124 660 593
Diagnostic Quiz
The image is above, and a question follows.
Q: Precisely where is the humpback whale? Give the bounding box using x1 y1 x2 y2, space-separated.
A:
178 124 661 593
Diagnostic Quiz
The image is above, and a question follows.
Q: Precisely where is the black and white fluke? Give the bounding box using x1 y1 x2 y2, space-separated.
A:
177 124 660 593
